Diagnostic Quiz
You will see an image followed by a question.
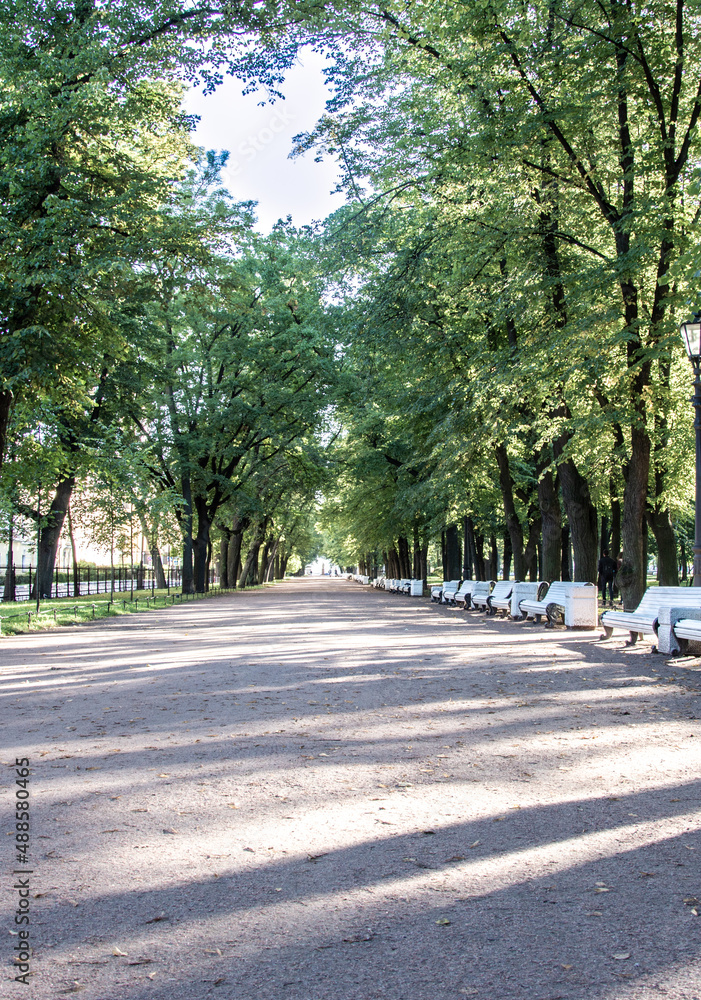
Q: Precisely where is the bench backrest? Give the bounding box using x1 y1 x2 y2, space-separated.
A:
635 586 701 615
490 581 513 600
541 581 591 603
444 579 462 592
455 580 475 596
471 581 491 596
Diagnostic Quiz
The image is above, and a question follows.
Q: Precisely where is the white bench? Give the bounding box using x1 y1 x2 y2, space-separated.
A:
601 586 701 645
508 582 541 618
434 579 461 604
431 580 450 602
446 580 472 605
461 580 492 610
520 581 597 627
476 580 513 614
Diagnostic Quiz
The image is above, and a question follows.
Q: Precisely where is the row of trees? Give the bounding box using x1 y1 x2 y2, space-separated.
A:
307 0 701 608
0 2 334 596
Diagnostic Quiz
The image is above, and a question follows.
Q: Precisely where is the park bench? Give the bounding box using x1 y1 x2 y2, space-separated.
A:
520 581 597 627
460 580 492 610
475 580 512 614
445 580 471 605
432 579 461 603
601 586 701 645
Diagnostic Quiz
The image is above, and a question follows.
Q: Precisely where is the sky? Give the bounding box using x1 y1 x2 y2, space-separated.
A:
183 50 345 231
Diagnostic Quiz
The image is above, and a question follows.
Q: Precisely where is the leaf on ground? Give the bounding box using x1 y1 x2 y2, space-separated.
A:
612 952 631 961
145 914 168 924
162 828 178 835
111 947 128 957
127 958 154 966
469 840 480 848
435 918 451 926
445 855 467 862
342 932 375 943
561 964 573 970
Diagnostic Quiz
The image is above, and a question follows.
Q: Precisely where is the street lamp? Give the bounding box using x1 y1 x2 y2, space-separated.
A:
681 312 701 585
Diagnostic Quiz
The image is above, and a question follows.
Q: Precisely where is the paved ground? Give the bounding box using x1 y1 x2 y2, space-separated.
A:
2 577 701 1000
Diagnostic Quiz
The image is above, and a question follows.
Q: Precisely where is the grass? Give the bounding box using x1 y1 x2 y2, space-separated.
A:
0 583 273 635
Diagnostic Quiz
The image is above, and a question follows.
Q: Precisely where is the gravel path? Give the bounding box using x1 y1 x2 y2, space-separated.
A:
2 577 701 1000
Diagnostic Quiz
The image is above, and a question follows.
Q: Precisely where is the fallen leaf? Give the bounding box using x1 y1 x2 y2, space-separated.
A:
342 932 374 943
612 952 631 961
561 964 573 970
145 914 168 924
445 855 467 862
435 918 451 926
469 840 480 848
204 949 222 956
162 828 178 835
112 947 128 957
127 958 153 966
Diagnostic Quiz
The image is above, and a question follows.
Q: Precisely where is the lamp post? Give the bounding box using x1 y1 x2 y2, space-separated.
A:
681 313 701 585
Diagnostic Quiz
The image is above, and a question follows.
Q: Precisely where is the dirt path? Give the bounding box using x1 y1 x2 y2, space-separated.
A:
2 577 700 1000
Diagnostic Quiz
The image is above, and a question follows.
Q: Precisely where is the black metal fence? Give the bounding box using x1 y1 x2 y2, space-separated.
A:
0 563 211 602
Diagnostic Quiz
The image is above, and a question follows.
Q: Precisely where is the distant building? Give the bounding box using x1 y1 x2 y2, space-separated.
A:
303 556 341 576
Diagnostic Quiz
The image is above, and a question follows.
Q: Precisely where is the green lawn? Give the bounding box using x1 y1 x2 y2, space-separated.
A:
0 584 273 635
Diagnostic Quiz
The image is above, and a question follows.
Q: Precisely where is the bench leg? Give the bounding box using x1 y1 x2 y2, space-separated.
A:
534 614 541 624
626 631 639 646
600 625 613 640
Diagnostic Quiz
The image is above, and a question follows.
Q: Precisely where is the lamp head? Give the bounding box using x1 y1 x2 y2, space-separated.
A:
681 312 701 366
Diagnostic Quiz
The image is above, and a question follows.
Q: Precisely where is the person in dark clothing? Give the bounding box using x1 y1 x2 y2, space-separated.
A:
598 549 617 606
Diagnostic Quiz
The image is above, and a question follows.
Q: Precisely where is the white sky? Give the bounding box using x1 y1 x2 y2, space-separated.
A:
183 50 345 231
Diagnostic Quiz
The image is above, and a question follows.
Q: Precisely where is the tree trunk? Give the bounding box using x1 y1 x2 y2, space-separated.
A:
397 535 412 578
180 476 194 594
227 516 248 585
192 496 211 594
264 538 280 582
488 535 498 580
681 538 688 582
3 513 15 602
537 467 561 582
33 476 75 599
259 534 274 583
441 530 448 579
502 531 512 580
610 486 622 562
646 506 678 586
553 456 598 583
524 515 541 582
473 532 486 580
445 523 461 580
561 525 572 581
239 521 266 588
67 503 80 596
618 428 651 609
462 516 473 578
495 443 526 580
219 530 230 588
